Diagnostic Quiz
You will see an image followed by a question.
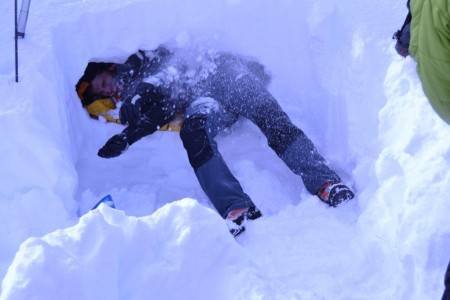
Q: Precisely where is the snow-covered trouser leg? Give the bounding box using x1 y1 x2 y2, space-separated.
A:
195 155 256 219
280 134 341 195
209 73 341 195
180 98 256 218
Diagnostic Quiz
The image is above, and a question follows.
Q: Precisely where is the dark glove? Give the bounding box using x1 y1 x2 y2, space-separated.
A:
394 23 411 57
392 5 411 58
119 99 141 126
98 134 129 158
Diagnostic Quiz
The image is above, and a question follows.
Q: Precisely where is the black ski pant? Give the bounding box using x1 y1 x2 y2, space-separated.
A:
180 71 341 218
443 260 450 300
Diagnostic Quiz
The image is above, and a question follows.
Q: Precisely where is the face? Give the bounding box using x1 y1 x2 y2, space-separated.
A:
90 71 121 98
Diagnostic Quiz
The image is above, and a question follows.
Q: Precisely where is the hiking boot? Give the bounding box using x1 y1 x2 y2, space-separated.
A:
317 182 354 207
246 207 263 221
226 207 262 237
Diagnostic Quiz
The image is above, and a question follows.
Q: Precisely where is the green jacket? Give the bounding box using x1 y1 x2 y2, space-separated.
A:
409 0 450 124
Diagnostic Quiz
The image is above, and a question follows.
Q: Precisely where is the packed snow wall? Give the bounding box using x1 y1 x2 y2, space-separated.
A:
0 0 398 283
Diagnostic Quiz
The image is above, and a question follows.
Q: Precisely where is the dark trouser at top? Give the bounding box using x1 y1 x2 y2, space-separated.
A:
180 63 341 218
443 260 450 300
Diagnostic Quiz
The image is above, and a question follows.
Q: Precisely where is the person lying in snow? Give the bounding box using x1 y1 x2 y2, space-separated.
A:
393 0 450 125
75 45 355 236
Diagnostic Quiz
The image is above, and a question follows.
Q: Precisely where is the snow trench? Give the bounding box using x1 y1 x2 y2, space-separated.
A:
1 0 450 299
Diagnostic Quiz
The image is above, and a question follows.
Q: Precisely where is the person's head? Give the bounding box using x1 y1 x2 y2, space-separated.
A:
76 62 120 106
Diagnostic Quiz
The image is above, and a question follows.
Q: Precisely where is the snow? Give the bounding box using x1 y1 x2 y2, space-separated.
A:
0 0 449 299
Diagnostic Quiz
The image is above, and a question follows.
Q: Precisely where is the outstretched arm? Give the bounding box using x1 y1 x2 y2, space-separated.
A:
98 83 178 158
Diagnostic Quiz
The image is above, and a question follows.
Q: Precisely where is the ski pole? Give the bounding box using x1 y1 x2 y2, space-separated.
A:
15 0 18 82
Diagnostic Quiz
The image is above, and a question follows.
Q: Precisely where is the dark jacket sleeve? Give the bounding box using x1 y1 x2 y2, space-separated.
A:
119 47 173 81
120 82 179 145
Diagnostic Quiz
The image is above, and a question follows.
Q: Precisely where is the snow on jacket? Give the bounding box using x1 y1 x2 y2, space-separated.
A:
409 0 450 124
116 46 271 145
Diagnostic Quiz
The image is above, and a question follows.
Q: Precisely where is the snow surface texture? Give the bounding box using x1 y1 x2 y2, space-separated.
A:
1 0 450 299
